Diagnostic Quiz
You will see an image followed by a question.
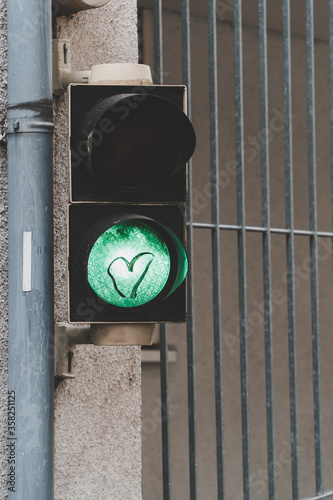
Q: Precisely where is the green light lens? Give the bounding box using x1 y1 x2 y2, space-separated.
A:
87 221 171 307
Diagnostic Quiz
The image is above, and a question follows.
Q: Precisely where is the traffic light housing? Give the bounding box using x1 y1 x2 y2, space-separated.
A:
68 83 195 323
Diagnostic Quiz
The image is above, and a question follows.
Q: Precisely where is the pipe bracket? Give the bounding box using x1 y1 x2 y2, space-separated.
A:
7 119 55 135
7 103 54 135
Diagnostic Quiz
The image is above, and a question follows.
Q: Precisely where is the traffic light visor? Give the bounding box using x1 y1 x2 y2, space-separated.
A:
81 93 196 192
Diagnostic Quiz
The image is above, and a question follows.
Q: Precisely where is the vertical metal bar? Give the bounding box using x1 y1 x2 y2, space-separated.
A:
329 1 333 237
181 2 198 499
160 323 171 500
208 0 225 498
154 0 163 84
282 0 300 498
234 1 250 498
154 2 171 499
329 13 333 496
305 0 323 493
258 1 275 497
329 23 333 489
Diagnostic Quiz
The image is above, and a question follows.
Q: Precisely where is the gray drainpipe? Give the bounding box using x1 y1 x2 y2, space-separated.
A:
7 0 54 498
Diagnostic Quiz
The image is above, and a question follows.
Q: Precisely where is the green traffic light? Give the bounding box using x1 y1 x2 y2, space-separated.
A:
87 221 171 307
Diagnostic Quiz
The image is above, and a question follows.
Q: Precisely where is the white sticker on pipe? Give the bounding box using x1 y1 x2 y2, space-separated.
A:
23 232 32 292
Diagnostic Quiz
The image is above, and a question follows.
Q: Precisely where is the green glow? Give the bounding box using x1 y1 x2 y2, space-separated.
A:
87 221 171 307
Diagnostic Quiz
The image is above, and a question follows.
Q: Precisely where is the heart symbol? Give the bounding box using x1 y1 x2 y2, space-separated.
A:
107 252 154 299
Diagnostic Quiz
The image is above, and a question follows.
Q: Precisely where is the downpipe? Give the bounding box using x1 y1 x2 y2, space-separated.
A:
7 0 54 498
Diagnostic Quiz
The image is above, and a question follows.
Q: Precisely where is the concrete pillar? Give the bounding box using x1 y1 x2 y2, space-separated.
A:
53 3 142 498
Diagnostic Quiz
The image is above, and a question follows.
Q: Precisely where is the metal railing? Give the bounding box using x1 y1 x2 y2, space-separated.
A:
147 0 333 498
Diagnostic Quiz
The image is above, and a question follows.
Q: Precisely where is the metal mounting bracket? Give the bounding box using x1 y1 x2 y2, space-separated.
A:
54 322 157 379
54 322 92 379
52 40 91 95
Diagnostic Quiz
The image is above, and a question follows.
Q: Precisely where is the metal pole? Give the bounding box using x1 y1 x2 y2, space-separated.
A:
6 0 54 497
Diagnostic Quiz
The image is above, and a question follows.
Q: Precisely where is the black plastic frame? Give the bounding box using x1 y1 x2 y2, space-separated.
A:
68 204 187 323
69 84 190 204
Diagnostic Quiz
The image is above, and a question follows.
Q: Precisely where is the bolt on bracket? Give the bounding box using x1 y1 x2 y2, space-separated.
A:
52 40 91 95
54 322 92 379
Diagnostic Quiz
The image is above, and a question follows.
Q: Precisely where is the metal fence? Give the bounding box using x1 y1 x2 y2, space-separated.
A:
142 1 333 499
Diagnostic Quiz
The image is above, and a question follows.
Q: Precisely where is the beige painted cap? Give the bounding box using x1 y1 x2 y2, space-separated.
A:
89 64 153 85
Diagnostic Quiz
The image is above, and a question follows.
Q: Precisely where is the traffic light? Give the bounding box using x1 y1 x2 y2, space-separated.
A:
68 83 195 323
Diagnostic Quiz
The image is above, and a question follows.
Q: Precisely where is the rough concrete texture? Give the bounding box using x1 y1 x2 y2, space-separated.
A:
0 0 7 494
55 346 141 500
53 2 142 500
142 9 333 500
0 0 141 499
0 0 142 496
